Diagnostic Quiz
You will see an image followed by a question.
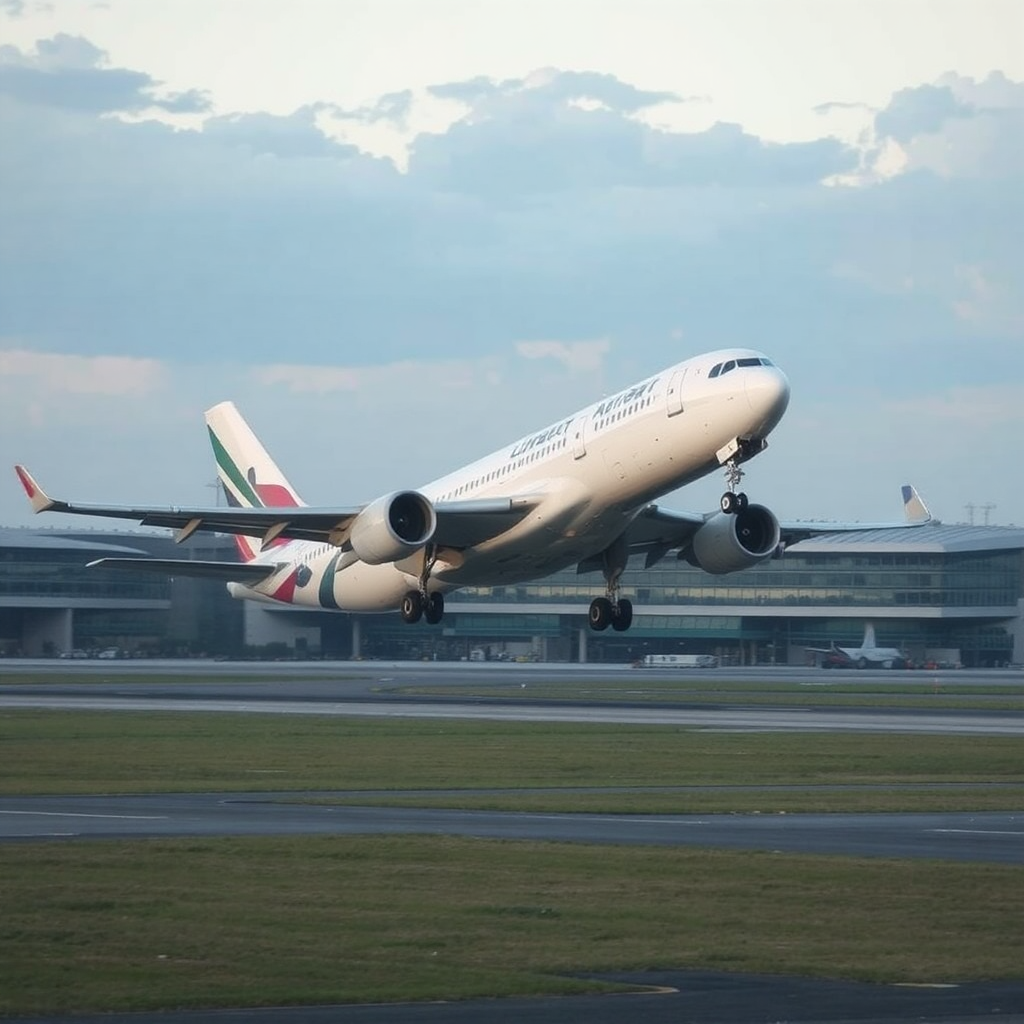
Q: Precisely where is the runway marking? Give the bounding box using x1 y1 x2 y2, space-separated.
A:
5 832 77 838
0 810 167 821
929 828 1022 837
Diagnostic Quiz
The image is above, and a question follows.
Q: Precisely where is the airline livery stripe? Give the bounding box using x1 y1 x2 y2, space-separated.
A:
319 552 341 609
207 428 262 508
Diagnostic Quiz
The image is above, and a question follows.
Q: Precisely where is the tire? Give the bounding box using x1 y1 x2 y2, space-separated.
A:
588 597 613 631
424 592 444 625
400 591 423 624
720 492 737 514
611 598 633 632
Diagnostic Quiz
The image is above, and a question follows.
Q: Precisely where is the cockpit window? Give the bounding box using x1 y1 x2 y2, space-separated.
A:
737 357 761 367
721 359 736 375
709 363 722 378
759 357 773 366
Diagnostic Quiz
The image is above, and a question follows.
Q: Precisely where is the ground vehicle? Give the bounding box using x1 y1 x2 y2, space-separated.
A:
638 653 718 668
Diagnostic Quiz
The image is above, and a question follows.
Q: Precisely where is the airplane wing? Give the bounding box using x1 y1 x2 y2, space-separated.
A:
15 466 539 552
432 497 540 547
87 558 280 581
774 485 932 548
619 484 932 569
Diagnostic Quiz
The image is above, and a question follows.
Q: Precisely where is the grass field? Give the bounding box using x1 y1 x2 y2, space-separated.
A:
0 705 1022 1013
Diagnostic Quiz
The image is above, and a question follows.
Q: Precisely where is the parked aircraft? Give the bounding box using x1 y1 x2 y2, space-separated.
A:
812 624 910 669
15 348 931 631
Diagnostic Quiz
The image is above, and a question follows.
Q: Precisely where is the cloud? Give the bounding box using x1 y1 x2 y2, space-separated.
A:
331 89 415 127
203 107 359 159
0 349 166 395
410 70 856 194
889 383 1024 427
868 73 1024 180
0 33 211 113
874 83 972 143
515 338 610 373
0 36 1021 529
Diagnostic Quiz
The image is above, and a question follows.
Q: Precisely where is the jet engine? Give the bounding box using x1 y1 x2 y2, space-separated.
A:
348 491 437 565
689 503 781 575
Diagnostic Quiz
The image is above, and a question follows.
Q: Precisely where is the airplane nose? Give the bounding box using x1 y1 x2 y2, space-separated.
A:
745 365 790 431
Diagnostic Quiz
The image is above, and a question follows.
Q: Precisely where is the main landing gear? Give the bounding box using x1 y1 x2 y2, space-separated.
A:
399 545 444 624
588 594 633 632
588 535 633 632
400 589 444 625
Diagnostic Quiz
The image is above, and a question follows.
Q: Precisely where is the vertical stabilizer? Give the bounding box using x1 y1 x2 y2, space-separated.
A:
862 623 877 650
205 402 305 562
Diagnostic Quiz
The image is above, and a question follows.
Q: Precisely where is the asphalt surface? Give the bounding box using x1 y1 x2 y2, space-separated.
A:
2 792 1022 863
4 972 1024 1024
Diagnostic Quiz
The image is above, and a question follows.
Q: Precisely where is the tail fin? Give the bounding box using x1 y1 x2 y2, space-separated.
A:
901 485 931 525
205 402 305 562
863 623 877 649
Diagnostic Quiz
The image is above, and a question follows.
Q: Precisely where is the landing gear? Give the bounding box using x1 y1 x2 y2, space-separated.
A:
720 454 749 515
588 594 634 631
424 591 444 625
400 590 423 624
400 589 445 625
720 490 748 514
400 546 445 625
588 536 634 632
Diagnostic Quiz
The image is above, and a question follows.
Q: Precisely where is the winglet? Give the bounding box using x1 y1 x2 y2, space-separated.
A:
901 484 931 525
14 465 56 514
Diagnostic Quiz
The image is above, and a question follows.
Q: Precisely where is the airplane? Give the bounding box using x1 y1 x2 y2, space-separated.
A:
811 624 911 669
14 347 933 633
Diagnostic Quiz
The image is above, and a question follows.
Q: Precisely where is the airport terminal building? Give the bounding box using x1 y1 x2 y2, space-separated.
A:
1 522 1022 667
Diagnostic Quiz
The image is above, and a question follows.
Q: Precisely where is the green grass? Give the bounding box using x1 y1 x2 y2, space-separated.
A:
1 708 1022 1013
2 711 1023 811
400 676 1024 710
2 836 1023 1014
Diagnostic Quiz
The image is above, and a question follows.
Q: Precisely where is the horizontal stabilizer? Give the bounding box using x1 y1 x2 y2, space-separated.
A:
86 558 279 582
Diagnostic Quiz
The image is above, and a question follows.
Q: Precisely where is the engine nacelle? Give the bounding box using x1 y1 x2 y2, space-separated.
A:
689 504 781 575
349 491 436 565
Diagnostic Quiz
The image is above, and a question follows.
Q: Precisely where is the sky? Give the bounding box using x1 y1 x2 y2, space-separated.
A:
1 0 1022 534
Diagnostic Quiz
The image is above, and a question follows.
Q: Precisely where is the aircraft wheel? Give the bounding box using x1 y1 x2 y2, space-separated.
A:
611 598 633 632
720 492 738 514
424 592 444 625
588 597 613 631
736 492 749 510
857 657 868 670
400 591 423 624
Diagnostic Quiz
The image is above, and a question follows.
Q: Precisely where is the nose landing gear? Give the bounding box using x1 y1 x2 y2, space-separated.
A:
720 455 749 515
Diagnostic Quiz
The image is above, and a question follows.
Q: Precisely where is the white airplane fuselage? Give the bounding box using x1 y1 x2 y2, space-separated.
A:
228 349 790 612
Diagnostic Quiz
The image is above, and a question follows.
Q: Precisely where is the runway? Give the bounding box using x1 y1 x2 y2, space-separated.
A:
2 659 1023 735
2 791 1022 862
